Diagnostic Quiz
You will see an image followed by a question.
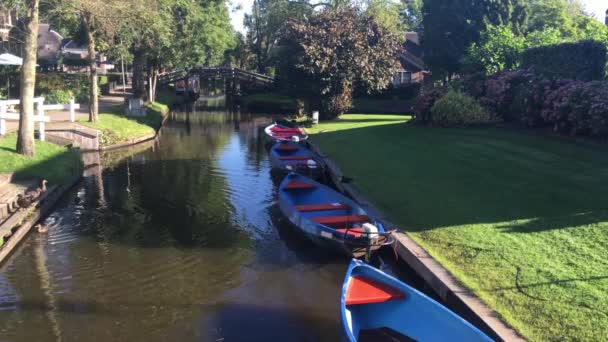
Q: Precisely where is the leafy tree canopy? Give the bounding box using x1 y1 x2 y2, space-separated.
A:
279 7 401 118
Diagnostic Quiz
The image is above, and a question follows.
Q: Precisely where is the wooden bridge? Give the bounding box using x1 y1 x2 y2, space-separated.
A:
158 67 275 89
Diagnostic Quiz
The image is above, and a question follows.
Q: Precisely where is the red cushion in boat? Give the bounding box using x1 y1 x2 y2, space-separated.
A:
345 276 406 305
295 203 350 212
278 155 313 160
283 180 317 190
313 215 369 226
271 127 302 133
275 144 299 151
336 227 366 237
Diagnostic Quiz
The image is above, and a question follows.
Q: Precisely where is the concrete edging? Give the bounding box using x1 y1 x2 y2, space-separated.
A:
307 139 525 342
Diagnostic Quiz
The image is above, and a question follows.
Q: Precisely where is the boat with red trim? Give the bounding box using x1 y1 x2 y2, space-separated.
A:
264 123 308 142
341 259 493 342
278 173 393 258
270 141 324 179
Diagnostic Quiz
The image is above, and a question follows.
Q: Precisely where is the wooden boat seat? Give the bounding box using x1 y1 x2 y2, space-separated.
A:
336 227 364 237
283 180 317 190
275 144 299 151
295 203 349 212
313 215 369 226
359 327 416 342
278 155 313 160
345 276 405 305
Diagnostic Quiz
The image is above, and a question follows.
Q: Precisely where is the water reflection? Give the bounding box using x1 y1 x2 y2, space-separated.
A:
0 105 343 341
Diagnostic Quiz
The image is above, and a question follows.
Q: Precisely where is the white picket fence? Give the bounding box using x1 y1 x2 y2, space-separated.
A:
0 97 80 141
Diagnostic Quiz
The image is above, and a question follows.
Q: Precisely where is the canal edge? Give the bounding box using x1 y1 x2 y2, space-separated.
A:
0 173 82 268
307 139 526 342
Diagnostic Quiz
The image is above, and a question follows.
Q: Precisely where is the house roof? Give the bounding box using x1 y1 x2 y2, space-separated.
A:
37 23 63 62
398 32 426 72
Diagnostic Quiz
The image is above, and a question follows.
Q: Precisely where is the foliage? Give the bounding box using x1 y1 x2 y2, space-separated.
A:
364 0 405 36
400 0 423 32
244 0 311 73
528 0 580 37
422 0 529 80
43 89 72 104
413 87 447 124
429 91 494 126
521 40 607 81
308 114 608 342
462 25 526 75
279 7 401 119
240 93 297 113
524 27 564 47
540 81 608 137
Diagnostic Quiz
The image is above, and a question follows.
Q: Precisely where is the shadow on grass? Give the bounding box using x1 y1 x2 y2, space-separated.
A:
310 121 608 232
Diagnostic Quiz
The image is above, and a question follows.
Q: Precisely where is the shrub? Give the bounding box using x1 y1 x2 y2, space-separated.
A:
43 89 73 104
414 88 447 124
430 91 495 126
521 40 607 81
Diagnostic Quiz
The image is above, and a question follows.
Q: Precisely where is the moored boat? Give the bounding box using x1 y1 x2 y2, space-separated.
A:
341 259 493 342
264 123 308 142
278 173 392 258
269 141 324 179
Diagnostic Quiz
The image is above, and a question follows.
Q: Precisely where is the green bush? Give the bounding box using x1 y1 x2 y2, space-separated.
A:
43 89 73 104
430 91 495 126
521 40 607 81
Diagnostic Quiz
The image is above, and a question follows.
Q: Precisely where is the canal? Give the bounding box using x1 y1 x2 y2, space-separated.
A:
0 101 418 341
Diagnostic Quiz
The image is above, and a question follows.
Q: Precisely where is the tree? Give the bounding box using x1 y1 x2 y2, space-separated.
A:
16 0 39 157
400 0 423 33
365 0 405 36
244 0 311 73
50 0 138 122
279 7 401 118
462 25 526 74
422 0 529 81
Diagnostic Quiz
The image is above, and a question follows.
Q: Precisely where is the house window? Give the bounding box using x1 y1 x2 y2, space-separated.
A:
393 71 412 86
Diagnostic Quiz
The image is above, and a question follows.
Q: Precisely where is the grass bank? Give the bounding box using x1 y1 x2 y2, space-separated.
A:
79 100 171 147
0 134 80 185
307 114 608 341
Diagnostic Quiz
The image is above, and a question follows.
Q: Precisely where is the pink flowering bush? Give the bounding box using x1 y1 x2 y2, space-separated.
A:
414 88 447 124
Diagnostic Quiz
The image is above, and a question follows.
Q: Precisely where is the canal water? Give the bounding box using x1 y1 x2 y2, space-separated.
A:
0 101 418 342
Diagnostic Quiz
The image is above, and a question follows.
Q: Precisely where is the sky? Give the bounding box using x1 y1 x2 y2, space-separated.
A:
229 0 607 34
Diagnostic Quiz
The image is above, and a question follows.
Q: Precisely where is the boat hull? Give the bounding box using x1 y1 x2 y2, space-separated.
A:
264 123 308 143
341 259 493 342
269 142 324 180
277 173 388 258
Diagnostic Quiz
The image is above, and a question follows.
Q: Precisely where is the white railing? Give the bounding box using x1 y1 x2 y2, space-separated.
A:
0 97 81 141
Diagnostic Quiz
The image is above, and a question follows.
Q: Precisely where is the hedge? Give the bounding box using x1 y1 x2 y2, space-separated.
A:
521 40 607 81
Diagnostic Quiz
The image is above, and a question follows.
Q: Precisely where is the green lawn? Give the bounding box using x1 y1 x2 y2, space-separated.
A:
0 134 81 185
79 103 167 147
308 114 608 341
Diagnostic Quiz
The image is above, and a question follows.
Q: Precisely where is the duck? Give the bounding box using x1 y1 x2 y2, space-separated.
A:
35 223 48 233
16 179 48 209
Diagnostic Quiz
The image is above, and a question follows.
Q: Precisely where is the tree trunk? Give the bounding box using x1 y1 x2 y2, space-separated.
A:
84 15 98 122
16 0 39 157
132 48 146 99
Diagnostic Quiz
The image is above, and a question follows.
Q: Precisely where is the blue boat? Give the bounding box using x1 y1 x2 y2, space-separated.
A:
341 259 494 342
269 141 324 179
278 173 393 258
